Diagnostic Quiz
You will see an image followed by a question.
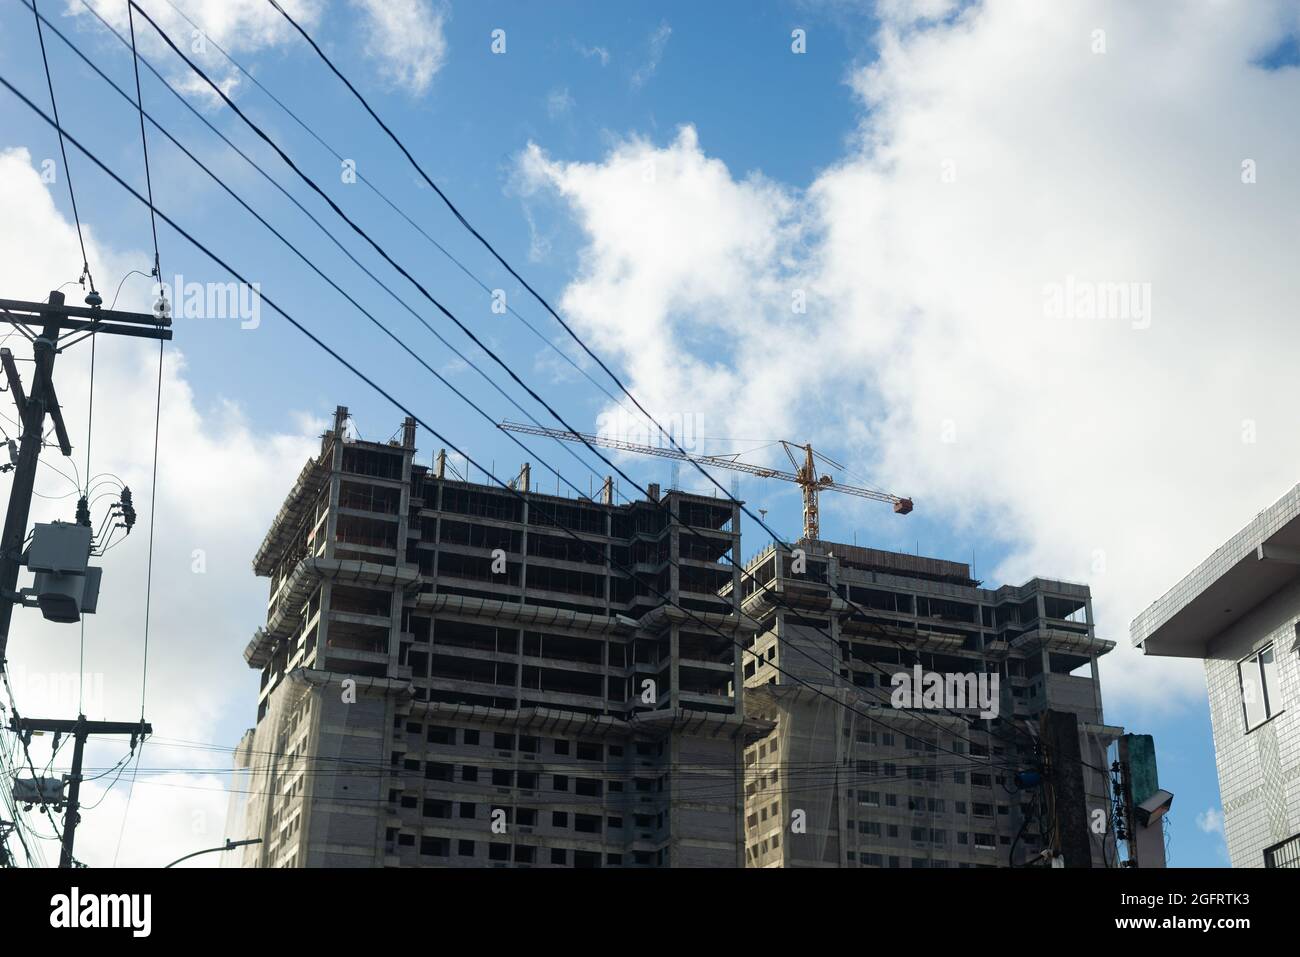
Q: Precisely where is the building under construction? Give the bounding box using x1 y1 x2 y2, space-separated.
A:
225 409 1137 868
225 408 764 867
733 541 1124 867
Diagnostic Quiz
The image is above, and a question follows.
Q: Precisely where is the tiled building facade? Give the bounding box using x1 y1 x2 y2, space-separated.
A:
1133 484 1300 867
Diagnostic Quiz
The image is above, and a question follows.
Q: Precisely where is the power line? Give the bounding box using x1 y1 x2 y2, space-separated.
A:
31 0 94 296
0 722 39 866
249 0 1063 766
0 80 1021 775
25 1 996 758
49 0 638 511
262 0 840 557
119 3 1029 763
6 28 1075 812
12 21 1037 778
124 3 706 532
126 3 161 283
155 0 631 415
30 1 643 520
116 762 1011 811
110 733 1019 774
0 9 168 869
125 0 166 728
111 743 143 868
34 0 1020 773
1 671 68 858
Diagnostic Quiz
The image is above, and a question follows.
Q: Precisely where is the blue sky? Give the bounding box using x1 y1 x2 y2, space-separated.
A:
5 0 1295 867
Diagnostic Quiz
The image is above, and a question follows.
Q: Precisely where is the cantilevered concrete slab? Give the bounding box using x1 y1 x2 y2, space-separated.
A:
1132 483 1300 658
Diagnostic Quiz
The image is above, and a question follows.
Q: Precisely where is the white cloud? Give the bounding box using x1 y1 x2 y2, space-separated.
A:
876 0 962 26
71 0 325 104
350 0 448 96
1196 807 1225 835
631 21 672 90
546 86 575 120
518 0 1300 716
71 1 449 104
517 126 803 446
49 766 232 868
0 146 319 866
575 41 610 67
73 0 324 52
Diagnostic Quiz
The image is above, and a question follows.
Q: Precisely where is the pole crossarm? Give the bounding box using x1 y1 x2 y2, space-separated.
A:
9 715 151 868
0 298 171 341
10 717 151 737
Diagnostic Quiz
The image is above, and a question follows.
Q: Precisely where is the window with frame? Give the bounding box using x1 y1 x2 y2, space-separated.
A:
1264 832 1300 868
1239 644 1283 731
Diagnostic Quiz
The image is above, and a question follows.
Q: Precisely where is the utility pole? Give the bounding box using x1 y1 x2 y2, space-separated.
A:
1041 708 1092 868
0 819 14 866
0 290 170 666
9 715 150 867
0 290 169 867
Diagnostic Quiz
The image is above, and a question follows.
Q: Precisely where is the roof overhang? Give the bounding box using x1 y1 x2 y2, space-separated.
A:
1131 484 1300 659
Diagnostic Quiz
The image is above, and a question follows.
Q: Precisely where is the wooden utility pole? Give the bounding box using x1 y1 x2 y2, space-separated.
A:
9 714 150 867
0 290 167 868
0 291 170 667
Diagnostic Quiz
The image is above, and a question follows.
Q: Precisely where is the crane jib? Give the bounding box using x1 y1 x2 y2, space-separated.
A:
497 421 912 537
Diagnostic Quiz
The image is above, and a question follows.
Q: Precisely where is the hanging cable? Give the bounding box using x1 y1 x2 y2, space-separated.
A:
153 0 630 415
111 744 143 868
256 5 1002 747
121 2 1038 763
0 77 1004 765
126 0 165 724
108 268 153 310
3 21 1025 765
139 340 161 721
127 4 161 284
79 324 95 715
119 4 1017 761
0 41 1055 842
32 0 95 298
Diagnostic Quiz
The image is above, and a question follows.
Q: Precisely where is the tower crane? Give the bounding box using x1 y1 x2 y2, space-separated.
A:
498 421 912 541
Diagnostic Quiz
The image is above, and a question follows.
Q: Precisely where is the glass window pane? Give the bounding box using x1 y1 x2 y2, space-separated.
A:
1260 646 1282 719
1241 654 1267 729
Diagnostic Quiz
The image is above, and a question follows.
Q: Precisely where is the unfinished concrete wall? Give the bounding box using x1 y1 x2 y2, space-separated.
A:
740 541 1119 868
237 414 763 867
